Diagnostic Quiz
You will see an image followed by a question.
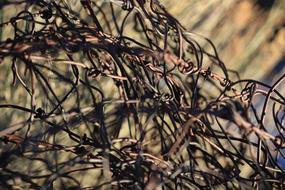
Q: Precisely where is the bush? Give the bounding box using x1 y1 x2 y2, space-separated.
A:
0 0 284 189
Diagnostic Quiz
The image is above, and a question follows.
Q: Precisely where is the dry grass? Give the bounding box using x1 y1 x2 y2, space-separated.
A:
0 0 284 189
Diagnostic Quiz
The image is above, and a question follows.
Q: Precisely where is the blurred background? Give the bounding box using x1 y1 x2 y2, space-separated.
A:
1 0 284 82
161 0 285 83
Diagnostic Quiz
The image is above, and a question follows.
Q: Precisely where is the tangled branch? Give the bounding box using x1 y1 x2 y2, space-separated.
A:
0 0 284 189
